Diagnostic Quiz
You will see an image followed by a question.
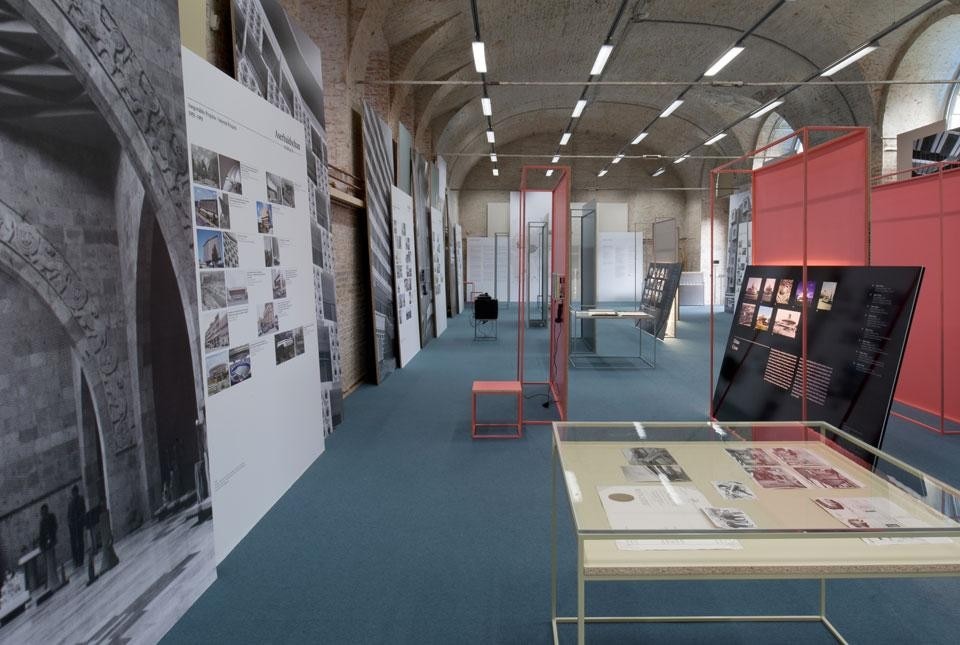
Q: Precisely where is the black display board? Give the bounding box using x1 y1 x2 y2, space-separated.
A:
713 265 923 450
640 262 682 339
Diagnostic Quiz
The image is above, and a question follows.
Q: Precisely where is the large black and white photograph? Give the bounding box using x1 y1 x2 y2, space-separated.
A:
361 102 399 383
232 0 346 431
0 2 215 642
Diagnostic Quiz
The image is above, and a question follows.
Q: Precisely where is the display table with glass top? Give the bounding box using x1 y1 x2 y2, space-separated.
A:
550 421 960 644
569 309 656 369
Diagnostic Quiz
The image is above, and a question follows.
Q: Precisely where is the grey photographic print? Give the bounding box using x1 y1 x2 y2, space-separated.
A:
0 1 215 642
362 102 399 383
232 0 343 431
413 153 435 346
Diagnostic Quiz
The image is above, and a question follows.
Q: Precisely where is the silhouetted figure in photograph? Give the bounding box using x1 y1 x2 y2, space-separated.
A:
67 485 86 568
38 504 61 589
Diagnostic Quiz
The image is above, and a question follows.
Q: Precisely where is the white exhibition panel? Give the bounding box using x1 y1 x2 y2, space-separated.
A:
508 190 552 302
431 207 448 335
183 48 326 563
598 231 644 303
455 224 465 310
466 236 496 296
391 187 420 366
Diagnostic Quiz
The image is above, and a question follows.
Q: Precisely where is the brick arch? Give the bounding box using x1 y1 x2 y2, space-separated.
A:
10 0 204 422
0 199 125 473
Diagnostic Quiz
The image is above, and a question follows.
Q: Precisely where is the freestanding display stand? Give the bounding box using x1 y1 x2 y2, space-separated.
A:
517 166 571 424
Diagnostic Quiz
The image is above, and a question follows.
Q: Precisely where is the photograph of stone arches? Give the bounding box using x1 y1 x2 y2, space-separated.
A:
0 1 215 643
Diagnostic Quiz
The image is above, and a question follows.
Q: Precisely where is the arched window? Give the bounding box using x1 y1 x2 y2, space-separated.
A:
947 72 960 129
752 112 803 169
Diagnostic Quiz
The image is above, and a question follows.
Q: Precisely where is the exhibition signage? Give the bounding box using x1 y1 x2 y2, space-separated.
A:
183 48 327 562
391 187 421 367
431 207 449 335
641 262 683 339
713 265 923 450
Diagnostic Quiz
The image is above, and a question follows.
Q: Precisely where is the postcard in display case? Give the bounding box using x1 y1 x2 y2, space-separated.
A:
712 265 923 451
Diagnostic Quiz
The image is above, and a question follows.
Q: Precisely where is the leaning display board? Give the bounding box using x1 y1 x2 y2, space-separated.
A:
431 207 448 336
390 187 420 367
640 262 682 339
455 224 465 311
184 48 327 562
413 154 435 345
232 0 344 432
713 265 923 450
361 102 398 383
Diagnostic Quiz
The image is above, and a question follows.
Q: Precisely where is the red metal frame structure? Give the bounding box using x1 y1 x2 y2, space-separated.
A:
517 165 571 424
871 160 959 435
709 126 870 421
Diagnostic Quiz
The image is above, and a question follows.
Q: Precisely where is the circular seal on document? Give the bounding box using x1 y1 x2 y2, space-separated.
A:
608 493 634 502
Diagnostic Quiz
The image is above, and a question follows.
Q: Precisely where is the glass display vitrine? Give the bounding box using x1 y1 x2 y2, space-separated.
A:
551 421 960 644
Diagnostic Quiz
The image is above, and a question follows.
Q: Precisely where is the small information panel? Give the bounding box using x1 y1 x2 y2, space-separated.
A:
713 265 923 450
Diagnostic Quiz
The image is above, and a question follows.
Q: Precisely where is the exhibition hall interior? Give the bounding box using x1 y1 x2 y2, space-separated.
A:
1 0 959 643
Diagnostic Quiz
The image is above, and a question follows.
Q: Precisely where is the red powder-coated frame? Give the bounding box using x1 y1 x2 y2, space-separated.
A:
709 126 870 422
517 166 571 425
471 380 523 439
871 161 960 435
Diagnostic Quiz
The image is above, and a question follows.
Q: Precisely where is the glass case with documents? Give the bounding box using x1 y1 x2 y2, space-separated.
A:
550 421 960 644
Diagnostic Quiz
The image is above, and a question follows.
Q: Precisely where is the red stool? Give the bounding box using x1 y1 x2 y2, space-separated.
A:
471 380 523 439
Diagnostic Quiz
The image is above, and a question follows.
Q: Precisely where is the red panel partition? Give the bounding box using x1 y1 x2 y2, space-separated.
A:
753 129 868 266
710 127 870 420
871 174 942 419
871 164 960 433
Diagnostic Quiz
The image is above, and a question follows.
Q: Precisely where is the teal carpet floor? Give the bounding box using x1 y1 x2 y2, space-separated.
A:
164 307 960 643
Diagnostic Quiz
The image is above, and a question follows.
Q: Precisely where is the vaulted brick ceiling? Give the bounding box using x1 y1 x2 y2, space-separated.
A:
379 0 953 189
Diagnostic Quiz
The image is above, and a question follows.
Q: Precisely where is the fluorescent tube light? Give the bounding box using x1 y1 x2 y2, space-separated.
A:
703 46 745 77
481 96 492 116
572 99 587 118
704 132 727 146
659 99 684 118
490 153 497 163
652 167 666 177
545 169 554 177
472 41 487 73
598 169 607 177
551 155 560 163
631 132 648 145
820 43 877 77
486 130 495 143
560 132 571 146
749 99 784 119
673 154 689 164
492 168 499 177
612 154 624 164
590 44 613 76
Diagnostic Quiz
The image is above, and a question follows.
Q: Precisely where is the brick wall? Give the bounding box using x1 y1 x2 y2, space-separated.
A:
331 201 371 393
